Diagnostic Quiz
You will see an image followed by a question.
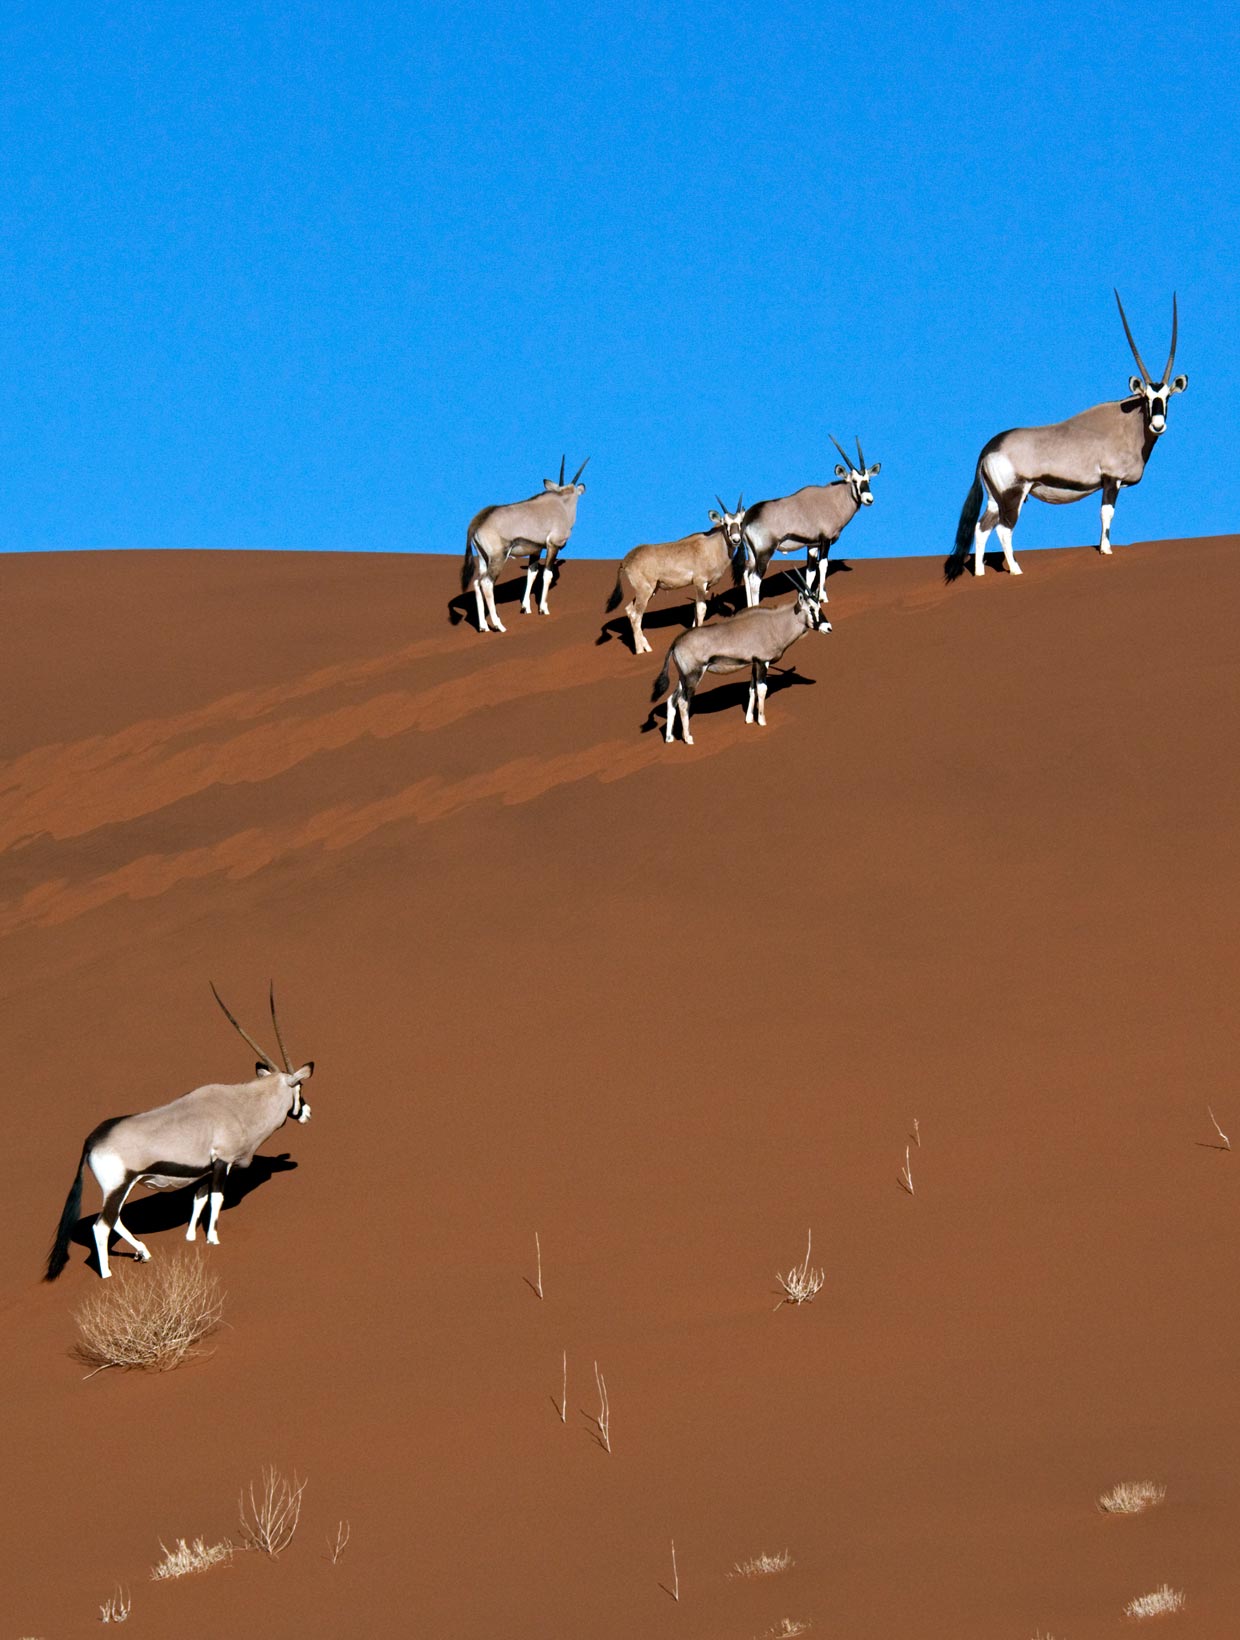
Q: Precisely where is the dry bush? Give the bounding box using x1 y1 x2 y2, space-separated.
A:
150 1537 233 1580
775 1230 825 1308
731 1549 794 1579
98 1585 130 1623
757 1621 809 1639
74 1252 224 1376
1099 1480 1166 1514
1124 1585 1185 1620
238 1466 307 1557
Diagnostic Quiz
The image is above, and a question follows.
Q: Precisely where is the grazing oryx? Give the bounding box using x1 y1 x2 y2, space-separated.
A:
461 456 589 631
949 292 1187 580
738 437 881 607
651 574 831 744
44 986 313 1281
605 496 747 655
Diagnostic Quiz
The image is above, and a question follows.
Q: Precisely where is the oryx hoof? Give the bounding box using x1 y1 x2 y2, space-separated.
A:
1009 562 1022 576
206 1232 220 1246
135 1245 151 1262
1100 543 1113 556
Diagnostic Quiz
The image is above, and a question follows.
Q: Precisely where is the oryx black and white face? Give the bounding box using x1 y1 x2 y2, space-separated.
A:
211 981 315 1123
255 1061 315 1123
829 434 881 506
794 587 833 631
708 493 746 554
1116 289 1186 437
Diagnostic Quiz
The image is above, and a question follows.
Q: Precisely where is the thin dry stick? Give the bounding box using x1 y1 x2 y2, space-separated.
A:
1208 1106 1231 1150
913 1117 921 1148
326 1520 350 1564
670 1539 679 1601
593 1360 611 1453
899 1143 914 1195
559 1349 567 1424
534 1231 544 1299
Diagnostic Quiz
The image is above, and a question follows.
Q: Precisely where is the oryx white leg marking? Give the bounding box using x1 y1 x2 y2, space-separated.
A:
747 569 761 607
1099 481 1119 554
678 691 693 745
538 564 553 613
665 689 678 743
756 677 768 726
186 1184 209 1241
473 582 487 631
745 682 756 723
521 565 537 613
693 595 706 627
973 486 999 576
482 576 506 633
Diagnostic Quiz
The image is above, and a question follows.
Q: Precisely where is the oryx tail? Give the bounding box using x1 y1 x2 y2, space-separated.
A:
605 570 625 613
461 514 484 592
44 1117 124 1281
652 653 673 704
949 471 984 580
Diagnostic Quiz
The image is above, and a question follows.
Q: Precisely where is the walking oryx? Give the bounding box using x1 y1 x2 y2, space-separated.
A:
949 292 1187 580
605 496 747 654
45 985 313 1281
738 437 881 606
461 456 589 631
651 575 831 744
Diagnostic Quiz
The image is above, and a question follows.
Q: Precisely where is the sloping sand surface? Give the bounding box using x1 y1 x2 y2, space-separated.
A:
3 538 1239 1638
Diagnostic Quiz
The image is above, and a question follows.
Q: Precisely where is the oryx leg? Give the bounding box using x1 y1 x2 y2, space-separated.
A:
995 486 1028 576
538 546 560 614
664 681 679 743
1099 479 1120 555
93 1174 147 1277
746 659 770 726
186 1179 210 1241
204 1158 228 1246
677 681 695 746
473 578 488 632
746 566 761 607
692 581 708 627
481 573 506 633
973 483 1000 577
628 594 651 654
520 556 540 614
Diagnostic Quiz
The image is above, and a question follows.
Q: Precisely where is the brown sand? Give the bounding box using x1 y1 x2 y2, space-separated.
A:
3 537 1238 1638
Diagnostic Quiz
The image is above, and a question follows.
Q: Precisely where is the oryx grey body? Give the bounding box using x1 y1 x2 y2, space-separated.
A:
739 438 880 606
606 497 746 654
949 293 1186 579
651 585 831 744
462 457 589 631
44 986 313 1281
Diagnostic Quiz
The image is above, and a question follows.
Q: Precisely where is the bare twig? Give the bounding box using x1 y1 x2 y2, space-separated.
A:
912 1117 921 1148
326 1520 350 1564
1208 1106 1231 1150
670 1539 679 1601
899 1144 914 1195
593 1360 611 1453
560 1350 567 1424
774 1229 825 1309
238 1467 306 1557
534 1231 544 1299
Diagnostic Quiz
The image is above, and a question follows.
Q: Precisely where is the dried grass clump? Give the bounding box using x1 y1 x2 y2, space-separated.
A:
238 1466 307 1557
150 1537 233 1581
74 1253 224 1376
731 1548 794 1579
1124 1584 1185 1619
98 1585 130 1623
757 1621 809 1639
1099 1479 1166 1514
774 1230 825 1309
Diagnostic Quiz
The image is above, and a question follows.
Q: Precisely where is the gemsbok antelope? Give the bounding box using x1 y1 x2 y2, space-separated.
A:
738 437 881 606
948 292 1187 580
461 456 589 631
651 575 831 744
44 985 314 1281
605 496 747 654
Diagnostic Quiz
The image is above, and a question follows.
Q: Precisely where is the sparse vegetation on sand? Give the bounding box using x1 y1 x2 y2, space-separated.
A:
731 1548 794 1578
775 1230 825 1308
327 1520 351 1564
238 1466 307 1557
98 1585 130 1623
73 1253 224 1375
150 1536 233 1580
593 1361 612 1453
1098 1480 1166 1514
1124 1584 1185 1619
757 1620 809 1639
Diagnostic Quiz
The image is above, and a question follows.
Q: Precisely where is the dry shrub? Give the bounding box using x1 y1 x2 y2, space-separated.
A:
775 1230 825 1308
1124 1585 1185 1620
1099 1480 1166 1515
98 1585 130 1623
758 1622 809 1639
74 1252 224 1375
150 1537 233 1580
238 1466 307 1557
731 1549 794 1579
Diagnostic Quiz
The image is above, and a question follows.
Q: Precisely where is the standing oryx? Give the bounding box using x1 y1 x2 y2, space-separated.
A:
651 575 831 744
605 496 747 654
738 437 881 606
949 292 1187 580
461 456 589 631
44 985 314 1281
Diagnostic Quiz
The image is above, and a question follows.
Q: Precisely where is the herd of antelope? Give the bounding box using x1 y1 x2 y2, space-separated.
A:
463 292 1187 743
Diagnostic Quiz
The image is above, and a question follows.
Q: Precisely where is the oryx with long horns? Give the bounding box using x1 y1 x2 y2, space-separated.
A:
461 456 589 631
949 293 1187 580
44 985 314 1281
605 495 746 654
651 571 832 744
737 438 881 607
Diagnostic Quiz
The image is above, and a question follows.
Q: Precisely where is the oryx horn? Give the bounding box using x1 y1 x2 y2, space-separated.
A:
1114 289 1151 384
855 435 866 472
570 457 590 484
268 981 292 1073
210 982 278 1072
716 494 728 514
736 493 744 512
829 433 857 472
558 454 566 485
1163 292 1178 383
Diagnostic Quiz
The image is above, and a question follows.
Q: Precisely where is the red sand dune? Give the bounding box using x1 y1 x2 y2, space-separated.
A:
3 537 1239 1638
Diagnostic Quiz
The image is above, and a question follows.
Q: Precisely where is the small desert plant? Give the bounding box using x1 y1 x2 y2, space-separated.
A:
150 1536 233 1580
1098 1480 1166 1514
593 1361 611 1453
74 1252 224 1376
775 1230 825 1308
238 1466 306 1557
98 1585 130 1623
757 1621 809 1639
731 1548 794 1578
1124 1584 1185 1619
326 1520 351 1564
1207 1106 1230 1149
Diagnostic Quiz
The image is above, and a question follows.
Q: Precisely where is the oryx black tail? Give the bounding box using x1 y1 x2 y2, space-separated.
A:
946 471 983 583
652 650 675 705
44 1116 124 1281
604 571 624 613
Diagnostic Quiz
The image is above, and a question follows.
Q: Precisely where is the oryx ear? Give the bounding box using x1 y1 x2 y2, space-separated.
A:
868 462 881 475
834 464 847 478
256 1062 272 1078
574 482 586 494
543 478 557 491
1170 373 1188 394
708 510 723 524
1129 375 1144 394
293 1061 315 1083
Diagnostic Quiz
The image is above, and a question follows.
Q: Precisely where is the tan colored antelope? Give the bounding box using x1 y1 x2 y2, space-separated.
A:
651 576 831 744
605 496 747 654
44 986 313 1281
739 437 881 606
950 292 1186 578
461 456 589 631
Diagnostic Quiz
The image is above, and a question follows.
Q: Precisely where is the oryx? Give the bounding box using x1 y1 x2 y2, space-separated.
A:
605 495 747 654
738 437 881 606
949 292 1187 580
44 985 314 1281
651 574 831 744
461 456 589 631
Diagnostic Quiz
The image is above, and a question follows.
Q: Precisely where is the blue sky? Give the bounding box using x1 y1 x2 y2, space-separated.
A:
1 0 1236 559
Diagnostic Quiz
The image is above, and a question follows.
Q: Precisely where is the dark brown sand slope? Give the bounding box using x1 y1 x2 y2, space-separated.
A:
3 538 1239 1639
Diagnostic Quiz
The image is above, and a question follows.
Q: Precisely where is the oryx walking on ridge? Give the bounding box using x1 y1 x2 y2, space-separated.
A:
605 496 747 654
948 292 1187 580
461 457 589 631
738 437 881 607
651 576 831 744
45 986 314 1281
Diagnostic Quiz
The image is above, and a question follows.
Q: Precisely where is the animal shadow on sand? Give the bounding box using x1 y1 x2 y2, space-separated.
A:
447 560 564 626
639 669 816 735
69 1153 298 1275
